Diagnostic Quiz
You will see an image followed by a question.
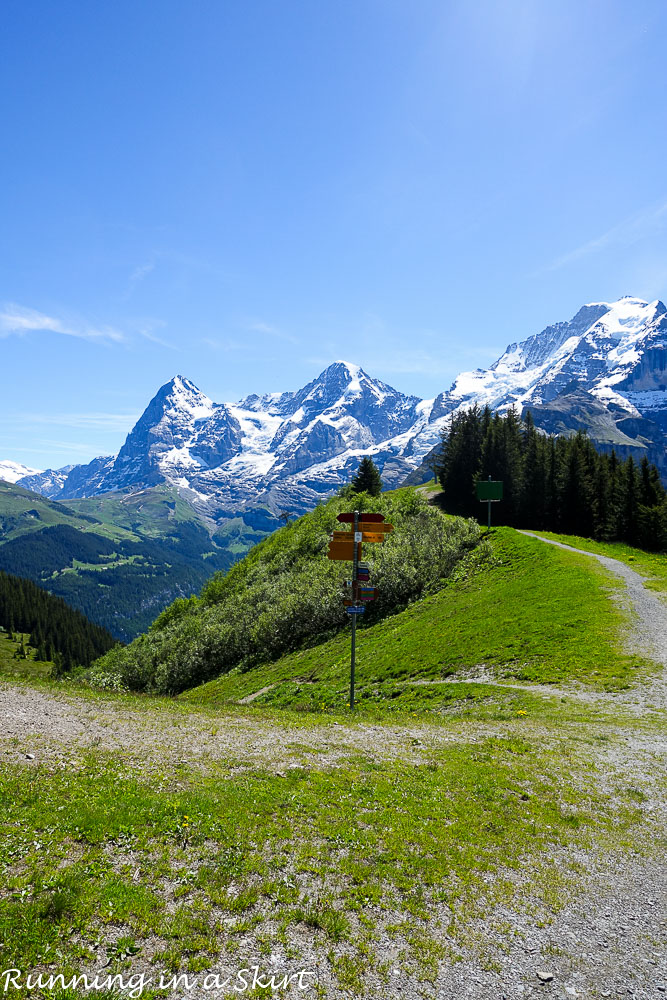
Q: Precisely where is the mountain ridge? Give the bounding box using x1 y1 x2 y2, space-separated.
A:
4 296 666 512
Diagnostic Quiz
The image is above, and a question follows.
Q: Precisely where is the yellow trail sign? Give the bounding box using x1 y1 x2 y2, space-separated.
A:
327 540 361 561
357 521 393 533
332 529 386 544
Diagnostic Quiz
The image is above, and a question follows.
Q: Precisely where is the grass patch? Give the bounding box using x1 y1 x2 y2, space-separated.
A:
529 532 667 596
0 732 645 991
91 489 484 695
183 527 648 715
0 632 52 680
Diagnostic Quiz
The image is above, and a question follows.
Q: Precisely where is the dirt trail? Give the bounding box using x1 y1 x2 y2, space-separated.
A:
0 682 478 773
518 531 667 713
519 531 667 663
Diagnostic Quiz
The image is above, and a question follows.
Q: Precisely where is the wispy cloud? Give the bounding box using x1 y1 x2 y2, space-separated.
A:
545 197 667 272
129 261 155 285
123 260 156 300
15 412 139 431
0 304 125 343
135 320 179 351
244 318 298 345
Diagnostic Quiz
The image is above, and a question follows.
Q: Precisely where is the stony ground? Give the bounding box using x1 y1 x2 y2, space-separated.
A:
1 538 665 999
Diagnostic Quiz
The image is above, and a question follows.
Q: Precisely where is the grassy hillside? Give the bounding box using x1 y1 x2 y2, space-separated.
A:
0 482 238 641
90 489 484 694
0 521 663 995
183 527 656 714
0 481 131 543
0 630 53 680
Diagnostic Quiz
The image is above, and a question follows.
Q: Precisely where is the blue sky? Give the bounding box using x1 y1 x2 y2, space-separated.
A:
3 0 667 470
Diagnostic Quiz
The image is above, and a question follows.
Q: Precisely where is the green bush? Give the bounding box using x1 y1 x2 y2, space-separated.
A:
89 489 482 695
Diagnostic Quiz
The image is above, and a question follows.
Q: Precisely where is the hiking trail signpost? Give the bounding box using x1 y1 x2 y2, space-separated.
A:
475 476 503 529
327 510 393 709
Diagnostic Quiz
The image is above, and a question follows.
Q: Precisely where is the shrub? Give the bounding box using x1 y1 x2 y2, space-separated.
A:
89 489 482 694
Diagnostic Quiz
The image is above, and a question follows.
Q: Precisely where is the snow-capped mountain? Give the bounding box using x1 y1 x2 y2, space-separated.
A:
9 296 666 517
17 465 75 497
438 296 665 416
0 460 42 484
41 365 423 516
407 295 667 473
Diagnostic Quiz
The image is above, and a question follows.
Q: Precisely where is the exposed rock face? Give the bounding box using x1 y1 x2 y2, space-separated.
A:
103 376 217 492
12 297 667 513
408 296 667 481
521 389 666 474
59 457 115 500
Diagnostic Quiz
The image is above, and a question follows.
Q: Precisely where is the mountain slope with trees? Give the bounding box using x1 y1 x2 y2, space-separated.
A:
0 571 117 671
0 482 240 640
437 407 667 550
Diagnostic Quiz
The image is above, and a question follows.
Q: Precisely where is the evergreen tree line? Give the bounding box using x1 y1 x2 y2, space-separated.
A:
0 571 118 670
437 406 667 551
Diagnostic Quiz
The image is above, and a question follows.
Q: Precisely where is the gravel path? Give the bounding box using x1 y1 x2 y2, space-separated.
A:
1 680 665 1000
0 683 496 776
518 532 667 667
1 533 665 998
519 532 667 714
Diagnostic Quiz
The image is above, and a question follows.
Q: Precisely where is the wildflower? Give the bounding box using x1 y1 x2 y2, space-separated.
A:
516 710 527 717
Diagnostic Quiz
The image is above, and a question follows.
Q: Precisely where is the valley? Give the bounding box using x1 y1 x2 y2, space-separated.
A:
2 294 665 645
5 8 667 996
0 482 241 641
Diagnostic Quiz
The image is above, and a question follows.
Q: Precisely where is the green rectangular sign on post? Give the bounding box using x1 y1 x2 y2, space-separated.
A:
476 480 503 501
476 478 503 529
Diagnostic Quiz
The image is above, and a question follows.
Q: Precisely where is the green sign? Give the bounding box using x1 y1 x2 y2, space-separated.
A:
476 480 503 501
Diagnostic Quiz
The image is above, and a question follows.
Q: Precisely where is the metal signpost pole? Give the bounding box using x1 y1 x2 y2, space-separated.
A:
350 509 359 710
487 476 492 530
330 509 391 711
475 477 502 530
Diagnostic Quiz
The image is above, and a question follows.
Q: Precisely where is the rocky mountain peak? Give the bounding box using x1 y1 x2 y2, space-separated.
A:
10 295 665 509
154 375 215 420
290 361 364 411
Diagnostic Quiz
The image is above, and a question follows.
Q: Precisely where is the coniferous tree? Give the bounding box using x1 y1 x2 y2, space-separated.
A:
558 434 593 536
436 407 665 550
439 406 484 515
350 456 383 496
0 570 117 670
639 456 663 507
520 411 547 528
592 454 612 540
620 457 641 546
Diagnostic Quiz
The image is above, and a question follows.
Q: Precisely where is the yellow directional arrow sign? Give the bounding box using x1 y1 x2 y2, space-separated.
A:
332 529 386 544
